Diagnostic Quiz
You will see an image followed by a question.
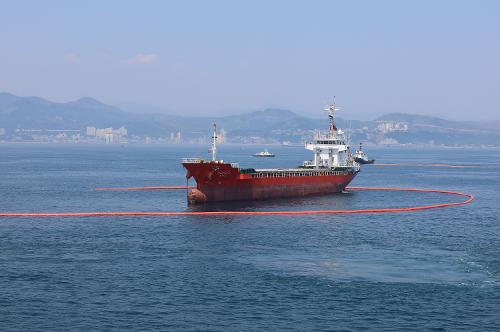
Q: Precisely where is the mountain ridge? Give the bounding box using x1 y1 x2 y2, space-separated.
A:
1 92 498 145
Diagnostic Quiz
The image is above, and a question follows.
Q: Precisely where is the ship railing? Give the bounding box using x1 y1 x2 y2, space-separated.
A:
230 162 240 169
182 158 203 163
251 169 350 178
303 160 315 167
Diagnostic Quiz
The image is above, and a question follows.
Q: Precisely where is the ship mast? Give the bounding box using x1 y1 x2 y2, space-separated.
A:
211 122 217 161
324 96 341 133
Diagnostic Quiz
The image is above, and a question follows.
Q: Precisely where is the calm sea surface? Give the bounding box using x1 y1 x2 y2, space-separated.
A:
0 144 499 331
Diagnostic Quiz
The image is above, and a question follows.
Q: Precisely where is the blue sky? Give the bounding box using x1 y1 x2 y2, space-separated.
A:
1 0 499 120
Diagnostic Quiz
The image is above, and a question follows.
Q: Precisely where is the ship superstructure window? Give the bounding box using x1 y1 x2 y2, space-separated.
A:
316 139 343 144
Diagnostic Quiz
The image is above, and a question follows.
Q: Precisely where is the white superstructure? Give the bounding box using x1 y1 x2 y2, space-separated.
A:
303 98 360 170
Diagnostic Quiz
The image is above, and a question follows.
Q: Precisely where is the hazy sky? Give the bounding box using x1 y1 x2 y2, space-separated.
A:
1 0 499 120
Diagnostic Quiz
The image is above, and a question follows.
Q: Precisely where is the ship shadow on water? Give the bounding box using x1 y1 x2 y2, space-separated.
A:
184 190 356 214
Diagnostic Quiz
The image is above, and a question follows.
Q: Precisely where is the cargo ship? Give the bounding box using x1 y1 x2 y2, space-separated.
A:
182 98 360 204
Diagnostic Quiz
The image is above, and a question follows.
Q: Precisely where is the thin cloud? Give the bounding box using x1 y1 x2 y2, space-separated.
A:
127 53 158 65
64 52 80 63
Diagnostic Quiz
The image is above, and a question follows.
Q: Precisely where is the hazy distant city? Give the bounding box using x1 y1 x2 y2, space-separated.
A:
0 122 408 145
1 92 499 147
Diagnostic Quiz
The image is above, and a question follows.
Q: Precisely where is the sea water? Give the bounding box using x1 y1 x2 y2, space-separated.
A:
0 144 499 330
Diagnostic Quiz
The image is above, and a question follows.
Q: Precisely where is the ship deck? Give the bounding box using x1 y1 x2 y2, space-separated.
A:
245 167 358 178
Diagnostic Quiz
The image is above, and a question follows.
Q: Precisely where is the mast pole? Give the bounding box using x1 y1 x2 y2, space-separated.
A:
325 96 339 133
330 96 335 132
212 122 217 161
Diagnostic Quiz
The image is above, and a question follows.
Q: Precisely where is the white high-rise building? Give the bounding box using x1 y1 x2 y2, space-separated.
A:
86 127 97 136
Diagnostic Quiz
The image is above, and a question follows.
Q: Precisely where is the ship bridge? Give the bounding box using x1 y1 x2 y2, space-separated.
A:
305 130 352 168
303 98 359 170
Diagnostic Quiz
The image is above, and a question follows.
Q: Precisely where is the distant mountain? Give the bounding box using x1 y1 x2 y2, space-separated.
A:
373 112 500 146
1 92 499 146
483 119 500 130
0 92 173 136
0 92 123 129
115 101 174 115
375 113 483 130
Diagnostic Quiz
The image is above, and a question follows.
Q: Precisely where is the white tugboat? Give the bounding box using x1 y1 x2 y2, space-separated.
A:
353 142 375 164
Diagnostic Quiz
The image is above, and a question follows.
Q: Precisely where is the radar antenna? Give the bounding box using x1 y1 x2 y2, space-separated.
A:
324 96 341 133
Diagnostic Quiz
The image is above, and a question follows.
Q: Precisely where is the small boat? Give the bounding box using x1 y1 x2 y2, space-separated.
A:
353 143 375 164
253 148 275 157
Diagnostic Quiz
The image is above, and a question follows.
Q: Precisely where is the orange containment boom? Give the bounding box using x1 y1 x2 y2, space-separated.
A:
94 186 196 191
0 186 473 218
375 163 480 168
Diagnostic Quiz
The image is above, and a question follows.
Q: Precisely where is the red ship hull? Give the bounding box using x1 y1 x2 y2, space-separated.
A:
183 161 357 204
